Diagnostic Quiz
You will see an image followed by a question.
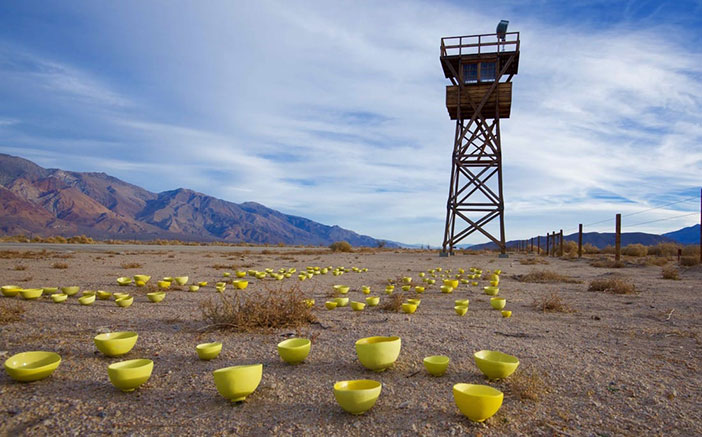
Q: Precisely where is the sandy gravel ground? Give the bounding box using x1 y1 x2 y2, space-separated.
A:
0 246 700 436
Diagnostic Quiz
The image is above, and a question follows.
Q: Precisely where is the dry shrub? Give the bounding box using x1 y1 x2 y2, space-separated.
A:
507 368 548 401
661 265 679 280
515 269 580 283
582 243 600 254
200 285 316 332
211 263 238 270
520 257 548 265
562 240 578 256
51 262 69 269
380 293 407 312
532 292 574 313
601 245 616 255
588 277 636 294
681 245 700 257
622 244 648 257
648 242 680 257
680 256 700 266
0 300 25 325
329 241 352 252
13 265 27 271
120 262 142 269
641 256 669 267
0 250 49 260
590 258 624 268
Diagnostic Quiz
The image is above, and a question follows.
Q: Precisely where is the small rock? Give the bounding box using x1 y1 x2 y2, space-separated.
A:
397 401 410 409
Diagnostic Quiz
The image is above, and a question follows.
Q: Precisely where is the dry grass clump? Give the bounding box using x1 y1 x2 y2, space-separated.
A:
507 368 548 401
588 277 636 294
120 262 142 269
211 263 238 270
0 300 25 325
0 250 50 260
661 265 679 280
640 256 669 267
622 243 648 257
582 243 600 254
13 265 27 271
590 258 624 268
380 293 407 312
531 292 574 313
648 242 680 257
329 241 352 252
520 257 548 265
680 256 700 266
51 262 69 269
515 269 580 284
200 285 316 332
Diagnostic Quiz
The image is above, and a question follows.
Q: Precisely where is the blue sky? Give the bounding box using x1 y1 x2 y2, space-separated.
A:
0 0 701 245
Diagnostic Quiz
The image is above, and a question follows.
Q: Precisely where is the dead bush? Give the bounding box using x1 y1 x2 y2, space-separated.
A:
641 256 669 267
120 262 142 269
507 368 548 401
588 277 636 294
681 245 700 257
601 245 616 255
680 256 700 266
520 257 548 265
562 241 578 256
648 242 680 257
211 264 238 270
582 243 600 254
661 265 679 280
329 241 352 252
51 262 69 269
514 270 580 283
200 285 316 332
590 258 624 268
531 292 574 313
622 244 648 257
380 293 407 312
0 300 25 325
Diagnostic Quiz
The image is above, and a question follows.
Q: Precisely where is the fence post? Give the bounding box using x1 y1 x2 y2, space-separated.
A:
559 229 564 257
552 231 556 256
699 188 701 264
530 237 534 253
546 232 551 256
578 224 583 258
615 213 621 262
537 235 541 255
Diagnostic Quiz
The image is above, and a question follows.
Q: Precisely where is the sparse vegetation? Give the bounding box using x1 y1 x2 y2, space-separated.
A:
329 241 352 252
648 242 680 257
680 256 700 266
211 263 238 270
588 277 636 294
520 257 548 265
200 285 316 332
51 262 69 269
380 293 407 312
590 258 624 268
13 265 27 271
661 265 679 280
507 368 548 401
0 300 25 325
515 269 581 283
532 292 574 313
622 244 648 257
120 262 142 269
582 243 600 254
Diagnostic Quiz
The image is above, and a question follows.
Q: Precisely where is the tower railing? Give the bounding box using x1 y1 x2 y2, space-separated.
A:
440 32 520 57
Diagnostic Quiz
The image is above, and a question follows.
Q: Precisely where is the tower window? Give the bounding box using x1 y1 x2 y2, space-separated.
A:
463 64 478 83
480 62 496 82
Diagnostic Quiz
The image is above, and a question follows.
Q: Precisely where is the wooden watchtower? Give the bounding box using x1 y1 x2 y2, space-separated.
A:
439 23 520 256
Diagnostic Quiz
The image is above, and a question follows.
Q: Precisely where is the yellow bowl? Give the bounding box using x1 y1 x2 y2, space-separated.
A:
325 301 338 310
163 276 173 282
42 287 58 295
223 272 231 277
147 292 165 303
455 305 468 316
443 279 459 289
135 280 146 287
213 364 263 402
334 297 349 307
233 280 248 290
402 277 412 284
333 285 350 294
473 350 520 379
400 285 410 292
235 271 247 278
51 293 68 303
94 331 138 357
385 285 395 291
333 379 382 415
79 294 96 306
19 289 43 300
494 269 502 275
355 336 401 371
1 285 21 297
108 359 153 392
4 351 61 382
455 299 469 307
196 341 223 360
440 285 454 294
423 355 450 376
113 292 129 299
490 280 499 287
406 298 421 306
198 281 208 287
188 285 200 292
365 296 380 306
174 276 189 286
133 275 151 283
484 286 499 296
157 281 171 289
96 290 112 300
115 296 134 308
401 303 417 314
361 286 371 294
471 281 479 286
117 277 132 286
490 298 506 310
277 338 311 364
82 290 96 297
350 301 366 311
414 286 425 293
501 310 512 318
453 383 504 422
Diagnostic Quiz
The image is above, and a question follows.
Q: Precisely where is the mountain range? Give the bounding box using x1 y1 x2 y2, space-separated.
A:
0 153 386 246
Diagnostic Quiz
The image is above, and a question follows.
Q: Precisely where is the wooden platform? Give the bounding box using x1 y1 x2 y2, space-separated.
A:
445 82 512 120
440 51 520 80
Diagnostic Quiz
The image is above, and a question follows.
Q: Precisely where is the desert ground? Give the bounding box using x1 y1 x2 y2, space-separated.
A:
0 244 700 436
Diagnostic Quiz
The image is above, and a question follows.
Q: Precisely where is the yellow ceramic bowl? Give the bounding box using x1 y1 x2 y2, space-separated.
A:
157 281 171 289
19 289 43 300
355 336 401 371
277 338 311 364
188 285 200 292
42 287 58 295
423 355 450 376
147 292 165 303
108 359 153 392
401 303 417 314
400 285 411 292
82 290 96 297
325 301 337 310
174 276 189 286
1 285 21 297
117 277 132 286
233 280 248 290
473 350 520 379
350 301 366 311
113 292 129 299
333 379 382 415
455 299 469 307
443 279 459 289
365 296 380 307
135 280 145 287
198 281 208 287
223 272 231 278
455 305 468 316
196 341 223 360
51 293 68 303
471 281 479 286
79 294 96 306
402 277 412 284
453 383 504 422
414 286 425 293
361 286 371 294
96 290 112 300
4 351 61 382
115 296 134 308
94 332 138 357
235 271 246 278
333 285 350 294
406 298 421 306
133 275 151 283
494 269 502 275
490 298 506 310
490 280 499 287
501 310 512 318
213 364 262 402
484 286 499 296
163 276 173 282
385 285 395 291
440 285 454 294
334 297 349 307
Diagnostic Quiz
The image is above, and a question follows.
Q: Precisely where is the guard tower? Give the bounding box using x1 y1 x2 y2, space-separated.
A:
439 21 520 256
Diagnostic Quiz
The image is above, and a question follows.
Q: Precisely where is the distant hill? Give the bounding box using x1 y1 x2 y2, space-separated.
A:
468 231 677 251
0 153 390 247
663 224 700 245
